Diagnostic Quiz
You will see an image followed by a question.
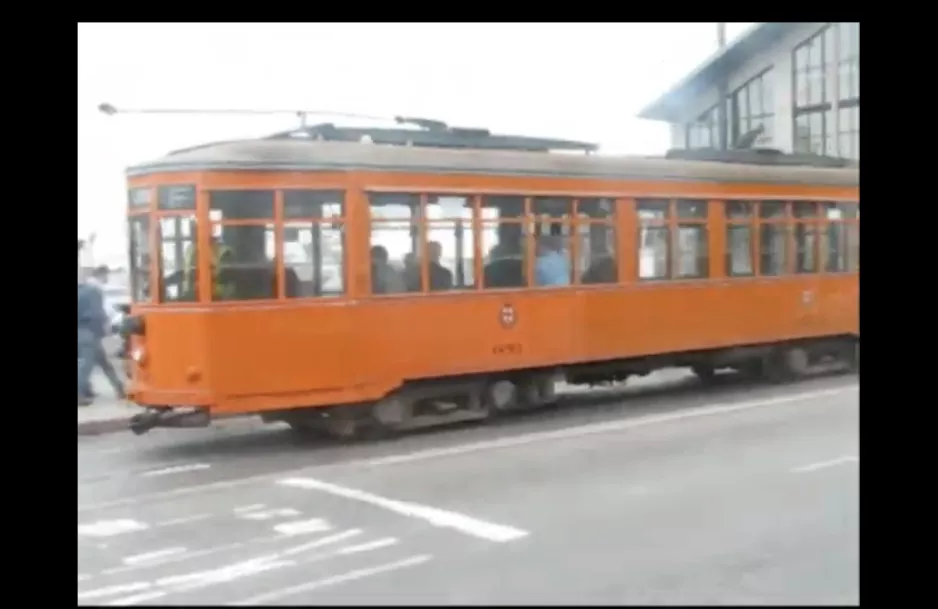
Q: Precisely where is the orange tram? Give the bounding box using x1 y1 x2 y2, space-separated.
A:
122 121 859 437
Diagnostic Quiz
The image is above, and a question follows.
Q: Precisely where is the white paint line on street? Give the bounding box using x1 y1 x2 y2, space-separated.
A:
365 385 859 469
156 554 293 594
232 554 433 605
233 503 266 513
273 518 331 536
104 542 245 576
141 463 211 477
78 581 151 600
280 529 363 557
77 574 92 583
105 591 166 606
79 383 858 514
78 519 149 538
123 547 187 566
155 513 211 527
279 477 528 543
792 455 859 473
237 507 301 521
337 537 398 555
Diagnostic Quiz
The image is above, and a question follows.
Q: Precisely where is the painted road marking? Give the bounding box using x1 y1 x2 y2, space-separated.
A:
233 504 266 513
78 383 858 514
236 507 301 521
105 590 166 606
141 463 211 477
792 455 859 473
279 477 528 543
337 537 398 555
280 529 363 557
103 542 245 576
78 581 150 601
123 547 187 566
156 514 211 527
79 519 149 538
364 386 859 469
232 554 433 605
273 518 331 536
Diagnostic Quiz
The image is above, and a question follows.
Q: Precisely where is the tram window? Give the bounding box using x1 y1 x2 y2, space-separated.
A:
533 224 572 287
848 224 860 272
158 215 197 302
128 216 151 301
793 201 818 218
759 201 786 219
481 195 527 289
823 222 848 272
370 193 417 220
369 219 419 294
759 225 787 276
578 219 617 285
795 224 817 273
638 226 669 280
284 190 344 219
637 199 669 221
283 221 345 298
128 187 151 210
677 199 708 219
726 201 753 220
209 190 274 220
726 201 754 277
533 197 572 217
426 196 474 289
578 197 615 220
157 185 196 211
210 224 277 300
481 223 528 289
368 194 419 294
727 226 754 276
674 225 708 279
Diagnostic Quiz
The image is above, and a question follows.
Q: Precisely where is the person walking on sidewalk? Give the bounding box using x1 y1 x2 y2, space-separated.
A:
78 266 125 406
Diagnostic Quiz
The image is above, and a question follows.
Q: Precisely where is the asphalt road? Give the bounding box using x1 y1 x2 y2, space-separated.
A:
78 372 859 605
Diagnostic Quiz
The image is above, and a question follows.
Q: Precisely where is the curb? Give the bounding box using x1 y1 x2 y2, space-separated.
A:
78 416 132 437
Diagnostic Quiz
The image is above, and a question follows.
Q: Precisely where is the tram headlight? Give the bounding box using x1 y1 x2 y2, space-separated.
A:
131 347 146 365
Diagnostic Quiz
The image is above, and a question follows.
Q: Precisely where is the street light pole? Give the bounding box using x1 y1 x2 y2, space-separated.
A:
716 23 729 150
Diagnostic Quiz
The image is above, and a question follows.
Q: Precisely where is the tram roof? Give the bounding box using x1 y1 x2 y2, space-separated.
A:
127 138 859 187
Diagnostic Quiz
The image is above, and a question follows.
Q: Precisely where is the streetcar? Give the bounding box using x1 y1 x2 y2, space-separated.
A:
121 119 859 437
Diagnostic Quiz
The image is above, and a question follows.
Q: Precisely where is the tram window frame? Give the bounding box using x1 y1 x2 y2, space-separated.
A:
576 198 617 285
157 185 196 211
368 193 422 295
423 194 477 291
156 213 198 303
207 189 278 301
637 199 670 281
845 202 860 272
794 201 819 274
725 201 755 277
127 188 152 302
758 201 789 277
480 195 528 290
673 199 709 280
281 190 346 299
821 202 849 273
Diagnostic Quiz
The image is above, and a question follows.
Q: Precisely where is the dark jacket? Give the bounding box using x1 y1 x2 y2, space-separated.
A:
77 282 108 338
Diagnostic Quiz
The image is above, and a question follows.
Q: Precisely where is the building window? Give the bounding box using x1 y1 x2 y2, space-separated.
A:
686 105 720 149
732 69 774 147
793 23 860 159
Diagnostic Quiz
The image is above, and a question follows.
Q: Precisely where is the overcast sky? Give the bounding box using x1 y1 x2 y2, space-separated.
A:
78 22 753 266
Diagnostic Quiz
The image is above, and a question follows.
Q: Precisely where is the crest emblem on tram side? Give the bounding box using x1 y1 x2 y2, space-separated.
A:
500 304 516 328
